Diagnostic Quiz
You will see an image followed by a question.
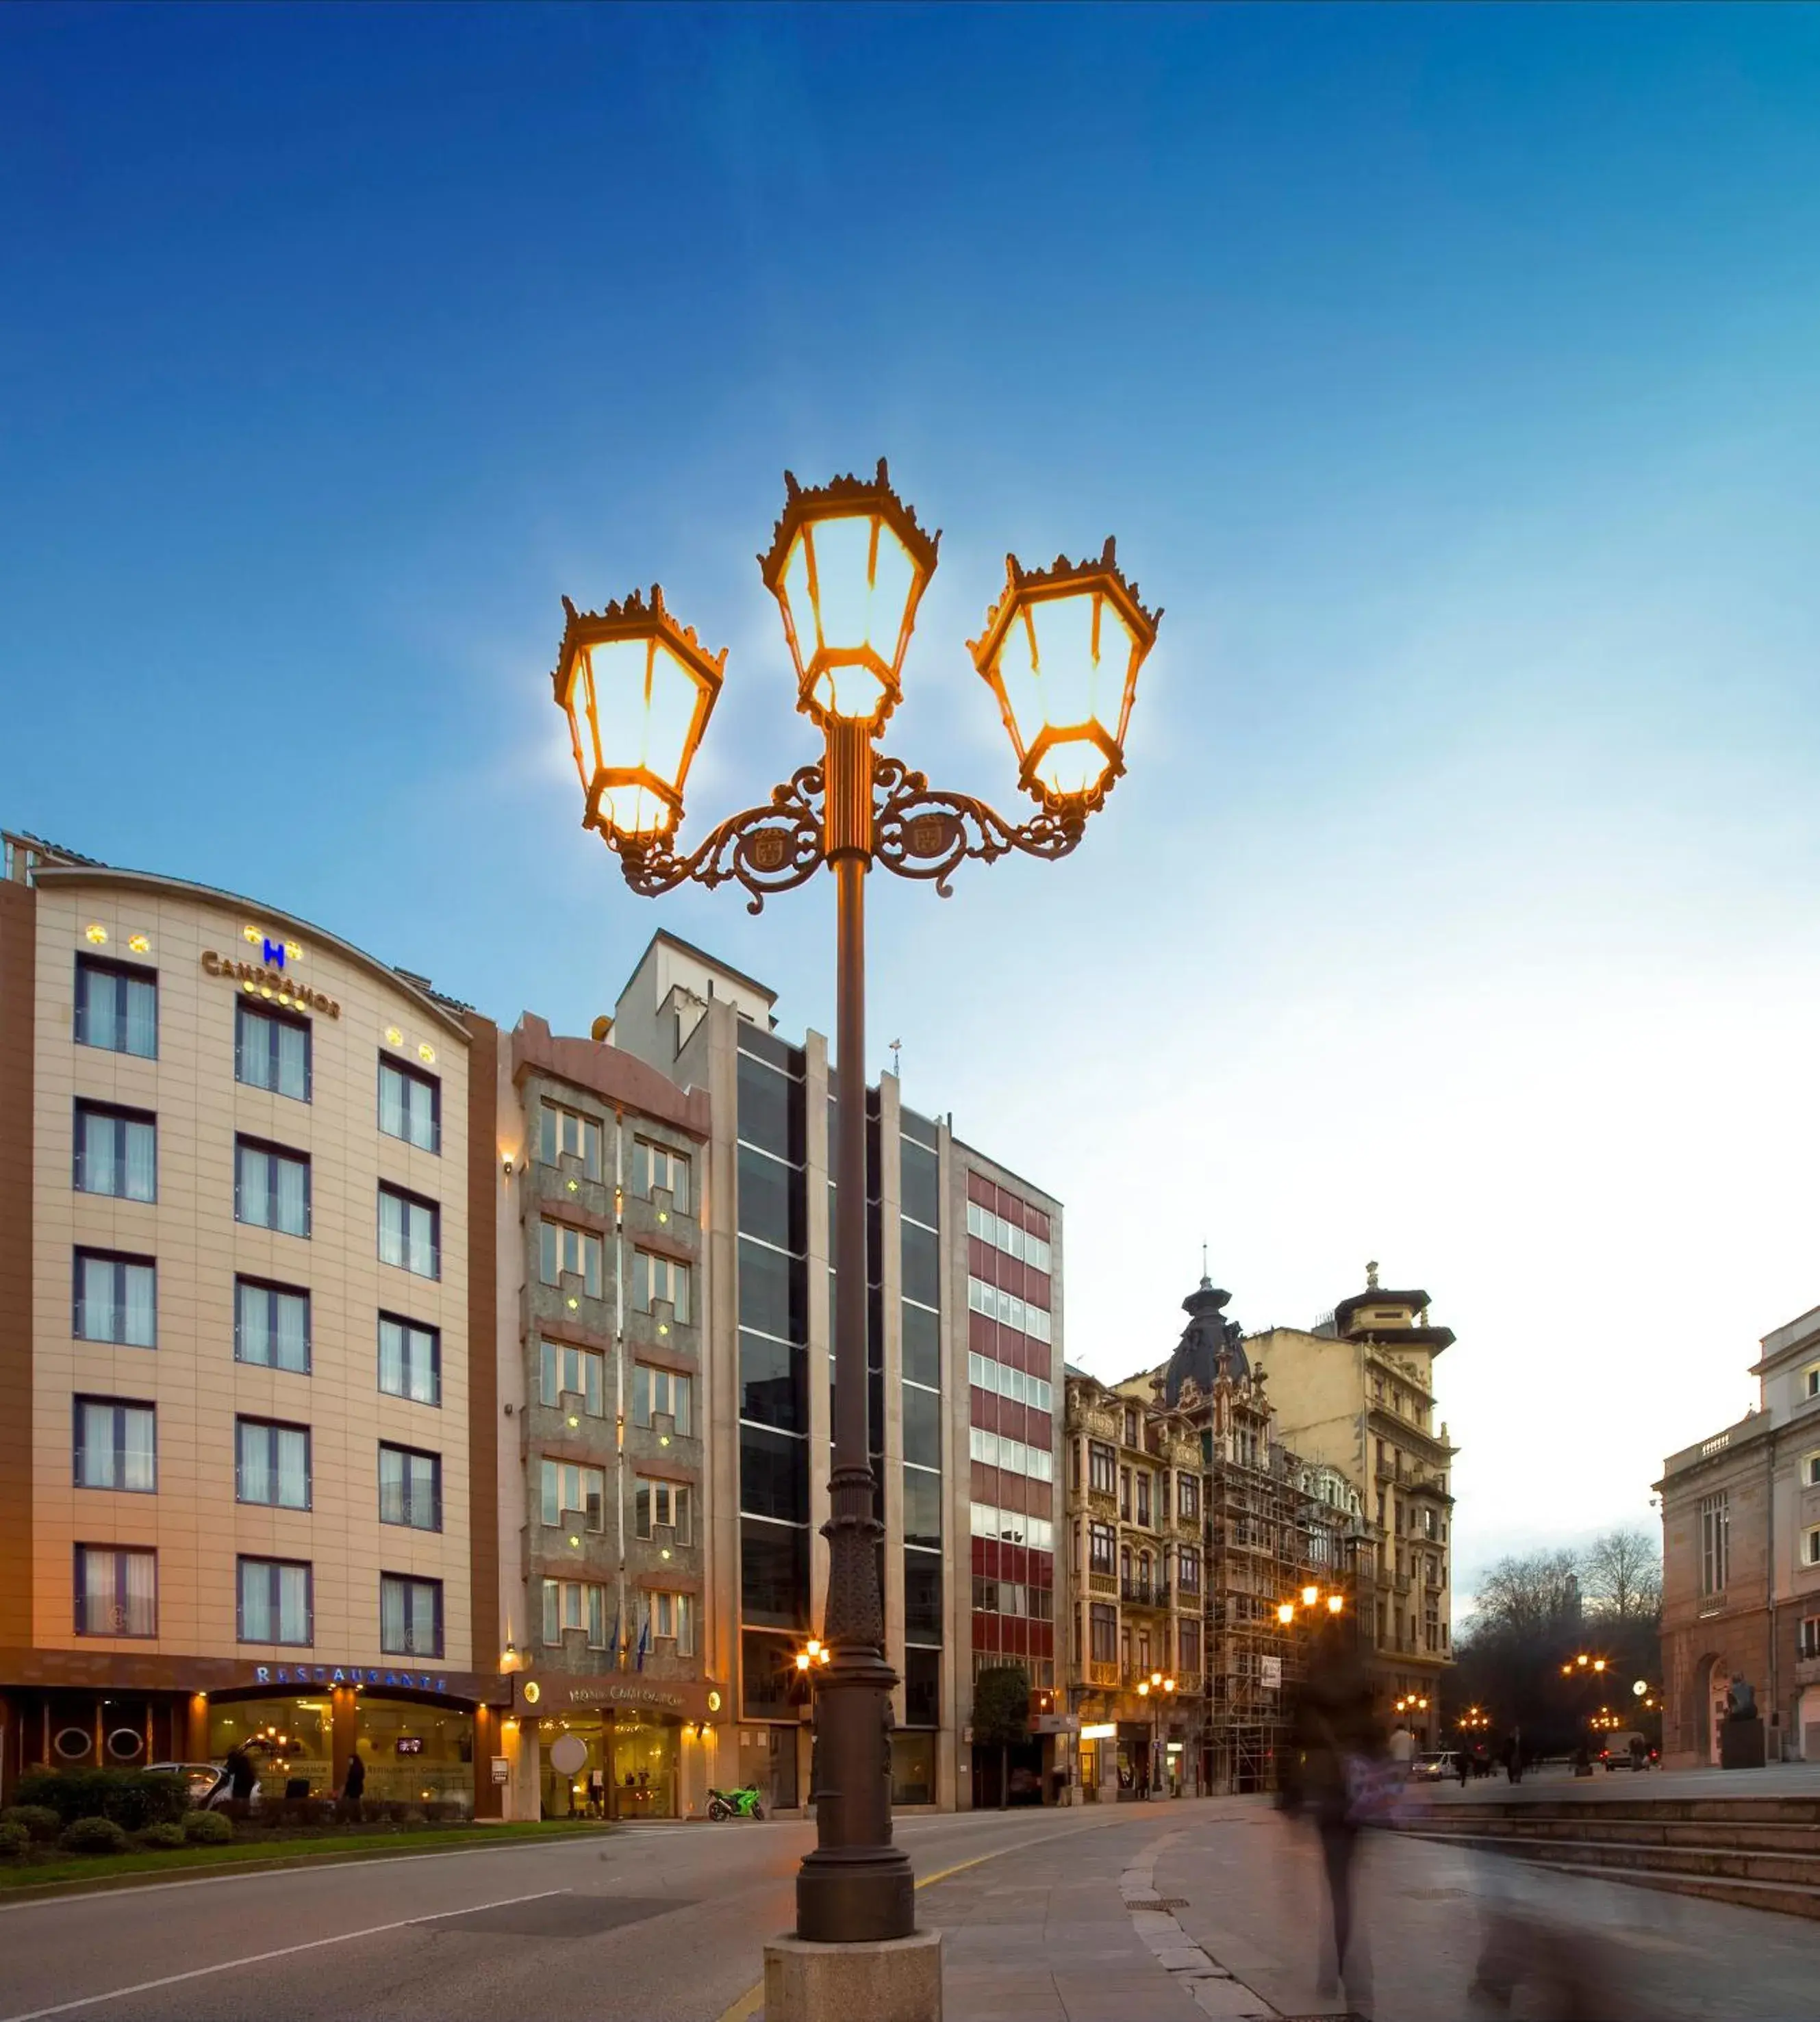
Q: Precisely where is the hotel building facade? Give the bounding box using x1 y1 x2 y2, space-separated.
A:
0 833 505 1812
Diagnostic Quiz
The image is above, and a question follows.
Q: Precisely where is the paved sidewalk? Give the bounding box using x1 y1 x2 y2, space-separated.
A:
915 1794 1820 2022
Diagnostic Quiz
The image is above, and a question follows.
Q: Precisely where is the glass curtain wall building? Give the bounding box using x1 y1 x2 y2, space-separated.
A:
611 932 1006 1810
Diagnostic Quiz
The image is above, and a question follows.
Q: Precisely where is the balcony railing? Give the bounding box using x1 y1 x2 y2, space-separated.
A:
1087 1658 1120 1687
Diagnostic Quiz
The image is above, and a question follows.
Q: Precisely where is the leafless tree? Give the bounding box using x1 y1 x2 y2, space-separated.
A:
1467 1547 1584 1641
1580 1527 1663 1621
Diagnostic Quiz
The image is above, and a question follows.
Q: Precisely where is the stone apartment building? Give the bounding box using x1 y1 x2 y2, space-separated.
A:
1061 1367 1204 1799
1245 1266 1458 1747
1658 1299 1820 1766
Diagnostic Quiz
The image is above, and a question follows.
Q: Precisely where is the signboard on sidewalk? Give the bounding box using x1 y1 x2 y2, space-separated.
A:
1260 1656 1282 1689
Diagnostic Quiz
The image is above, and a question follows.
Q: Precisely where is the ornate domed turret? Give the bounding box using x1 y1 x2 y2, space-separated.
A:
1163 1268 1249 1406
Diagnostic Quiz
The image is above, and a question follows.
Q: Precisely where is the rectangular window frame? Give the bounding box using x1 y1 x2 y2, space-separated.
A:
74 955 158 1059
73 1249 157 1349
633 1248 692 1323
633 1137 691 1213
73 1543 157 1639
234 1417 312 1511
234 1276 312 1374
234 1135 312 1237
379 1055 441 1153
379 1184 440 1280
236 998 312 1102
73 1396 157 1493
379 1573 444 1658
633 1362 693 1435
236 1556 314 1647
73 1102 157 1203
379 1313 442 1404
378 1441 444 1532
539 1219 602 1298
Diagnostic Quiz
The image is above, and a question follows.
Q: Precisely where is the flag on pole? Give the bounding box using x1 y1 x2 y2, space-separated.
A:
635 1597 650 1672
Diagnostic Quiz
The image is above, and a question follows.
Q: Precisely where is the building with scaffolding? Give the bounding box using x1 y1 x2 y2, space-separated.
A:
1128 1274 1376 1794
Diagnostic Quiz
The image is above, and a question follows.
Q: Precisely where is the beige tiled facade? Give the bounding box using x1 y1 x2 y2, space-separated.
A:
1 835 502 1808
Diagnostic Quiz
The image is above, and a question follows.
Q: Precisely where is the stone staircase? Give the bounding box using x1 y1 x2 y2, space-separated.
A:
1401 1793 1820 1920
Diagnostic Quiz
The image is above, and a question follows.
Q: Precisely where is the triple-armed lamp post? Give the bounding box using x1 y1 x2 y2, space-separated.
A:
549 462 1159 1945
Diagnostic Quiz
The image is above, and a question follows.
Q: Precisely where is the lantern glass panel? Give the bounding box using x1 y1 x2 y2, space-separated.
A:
1028 591 1140 798
583 634 706 837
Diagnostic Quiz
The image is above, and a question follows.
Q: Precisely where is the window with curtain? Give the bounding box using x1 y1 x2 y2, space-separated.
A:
632 1249 691 1322
634 1478 692 1542
74 956 157 1059
234 1278 310 1373
633 1363 692 1433
379 1315 440 1404
540 1458 606 1529
74 1545 156 1637
540 1103 601 1176
1178 1619 1202 1673
632 1138 690 1212
236 1000 311 1102
538 1220 601 1296
378 1443 442 1530
235 1138 310 1237
238 1558 312 1645
651 1590 696 1655
1089 1521 1115 1574
542 1578 609 1647
379 1185 439 1278
379 1574 442 1657
235 1418 310 1508
73 1102 156 1202
73 1398 155 1492
73 1250 156 1348
379 1057 440 1152
539 1340 603 1415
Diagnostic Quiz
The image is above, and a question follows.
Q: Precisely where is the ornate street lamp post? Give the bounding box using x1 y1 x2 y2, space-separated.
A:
551 462 1159 1945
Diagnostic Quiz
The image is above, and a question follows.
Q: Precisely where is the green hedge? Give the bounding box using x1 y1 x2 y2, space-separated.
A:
58 1817 131 1855
14 1769 188 1830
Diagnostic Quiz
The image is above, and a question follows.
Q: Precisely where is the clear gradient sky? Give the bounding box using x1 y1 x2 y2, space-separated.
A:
4 5 1817 1608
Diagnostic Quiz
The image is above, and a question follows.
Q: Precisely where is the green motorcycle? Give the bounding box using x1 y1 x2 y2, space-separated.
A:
707 1784 765 1820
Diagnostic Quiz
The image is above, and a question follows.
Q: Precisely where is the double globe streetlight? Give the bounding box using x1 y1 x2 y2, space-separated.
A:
551 462 1159 1946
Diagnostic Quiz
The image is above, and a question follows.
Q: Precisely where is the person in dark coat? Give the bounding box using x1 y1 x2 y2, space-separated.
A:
1285 1613 1386 2008
223 1745 257 1804
341 1749 366 1818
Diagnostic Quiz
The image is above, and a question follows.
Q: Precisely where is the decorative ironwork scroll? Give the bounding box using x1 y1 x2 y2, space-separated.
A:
871 754 1085 896
616 762 826 915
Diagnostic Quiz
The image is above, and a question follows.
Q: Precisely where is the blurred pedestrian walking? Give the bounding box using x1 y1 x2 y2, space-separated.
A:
1283 1611 1389 2015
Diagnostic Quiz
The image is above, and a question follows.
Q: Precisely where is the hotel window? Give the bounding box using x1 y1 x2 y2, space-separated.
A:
75 955 157 1058
379 1574 442 1658
236 1278 310 1374
1088 1521 1115 1575
1802 1617 1820 1662
635 1478 692 1543
238 1558 312 1646
633 1363 692 1434
379 1443 442 1531
1135 1471 1152 1527
73 1102 156 1202
73 1398 155 1493
73 1250 156 1348
542 1578 609 1647
236 1000 311 1102
1805 1452 1820 1489
236 1137 310 1237
633 1137 690 1212
74 1545 156 1638
540 1339 605 1416
1089 1441 1115 1496
1699 1491 1730 1596
541 1458 606 1530
379 1056 440 1152
540 1102 602 1178
1178 1473 1200 1524
379 1185 439 1278
235 1418 310 1509
379 1315 440 1404
633 1249 691 1322
540 1219 601 1298
652 1590 696 1655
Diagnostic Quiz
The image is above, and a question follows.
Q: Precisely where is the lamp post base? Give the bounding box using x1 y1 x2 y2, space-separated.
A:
765 1928 942 2022
796 1845 916 1944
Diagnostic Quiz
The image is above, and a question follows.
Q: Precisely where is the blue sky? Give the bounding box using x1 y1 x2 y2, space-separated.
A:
5 4 1818 1601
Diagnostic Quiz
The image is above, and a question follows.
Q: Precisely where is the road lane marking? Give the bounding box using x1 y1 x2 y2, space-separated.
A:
0 1888 570 2020
0 1836 577 1915
714 1825 1115 2022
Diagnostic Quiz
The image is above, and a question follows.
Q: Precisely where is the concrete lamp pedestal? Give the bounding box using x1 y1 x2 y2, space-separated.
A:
763 1930 943 2022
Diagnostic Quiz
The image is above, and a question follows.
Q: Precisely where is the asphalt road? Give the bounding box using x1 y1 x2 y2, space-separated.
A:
0 1803 1180 2022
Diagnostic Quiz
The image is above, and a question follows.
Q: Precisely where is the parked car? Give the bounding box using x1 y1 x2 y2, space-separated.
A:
1598 1732 1649 1770
145 1761 260 1810
1407 1751 1456 1782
